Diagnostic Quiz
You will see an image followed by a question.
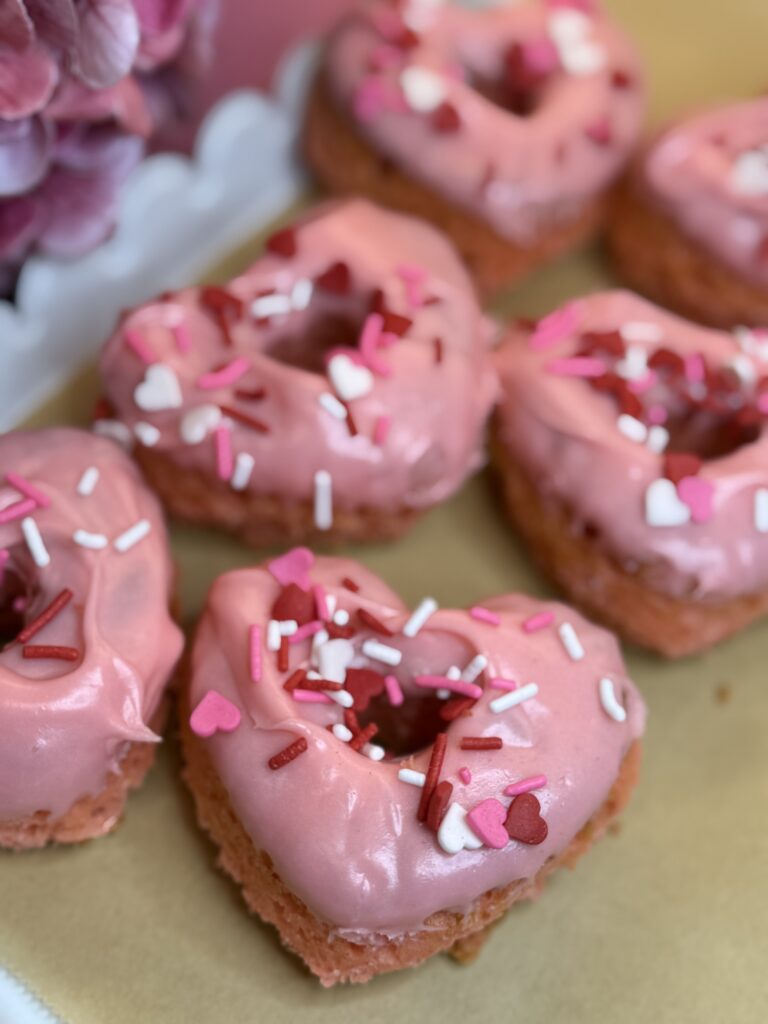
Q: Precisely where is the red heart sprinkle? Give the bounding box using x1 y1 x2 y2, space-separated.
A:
266 227 298 259
663 452 702 485
345 668 387 711
504 792 548 845
648 348 685 375
200 286 243 317
316 261 352 295
271 583 316 625
380 310 412 336
432 101 462 134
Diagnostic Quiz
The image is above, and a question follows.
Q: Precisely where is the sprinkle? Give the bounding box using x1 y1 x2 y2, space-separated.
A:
621 320 663 344
403 596 437 637
684 353 706 383
440 696 476 721
22 645 79 661
362 639 402 666
755 489 768 533
349 722 379 752
266 620 281 651
124 328 157 365
469 606 500 626
333 724 354 742
251 292 292 319
558 622 585 661
384 674 404 706
278 636 289 672
189 690 241 737
289 621 324 644
397 263 427 308
21 517 50 568
342 577 360 592
529 302 581 350
599 677 627 723
197 357 251 390
398 768 426 787
283 668 307 692
249 625 262 682
93 420 132 446
278 620 299 636
616 414 648 444
318 392 348 420
173 322 191 353
333 609 350 626
504 774 547 797
113 519 151 553
414 674 482 699
317 637 354 683
298 676 342 692
16 589 72 644
77 467 100 496
310 585 329 623
218 405 270 434
358 608 394 636
490 682 539 714
268 737 308 770
134 422 160 447
373 415 392 447
522 611 554 633
214 425 234 481
458 768 472 785
73 529 108 550
426 780 453 831
547 356 606 378
461 654 487 684
314 470 333 531
231 452 255 491
490 678 518 691
418 733 448 821
0 498 36 525
400 65 446 112
268 548 315 588
460 736 503 750
5 473 50 509
292 689 333 704
358 313 393 377
647 425 670 454
433 337 444 364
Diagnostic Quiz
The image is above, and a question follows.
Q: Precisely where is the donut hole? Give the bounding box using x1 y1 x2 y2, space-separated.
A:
358 693 447 758
664 407 760 460
0 568 29 645
265 305 367 374
467 43 557 118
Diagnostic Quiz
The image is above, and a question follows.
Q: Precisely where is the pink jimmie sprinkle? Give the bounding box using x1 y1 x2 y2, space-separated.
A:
0 498 36 525
522 611 555 633
214 424 233 481
289 621 324 644
5 473 50 509
249 625 262 682
123 327 157 365
397 264 427 309
458 767 472 785
414 675 483 700
373 415 392 447
470 606 500 626
684 353 706 384
313 584 330 622
173 322 192 353
358 313 393 376
628 370 658 395
647 404 668 425
385 674 404 707
292 689 334 704
547 356 606 378
504 774 547 798
197 356 251 390
490 678 518 691
529 302 582 351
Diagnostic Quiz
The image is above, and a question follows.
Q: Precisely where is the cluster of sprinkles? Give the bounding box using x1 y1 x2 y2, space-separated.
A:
188 549 633 856
121 217 447 535
526 306 768 535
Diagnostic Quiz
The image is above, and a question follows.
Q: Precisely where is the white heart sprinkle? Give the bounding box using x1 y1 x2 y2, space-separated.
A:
180 404 222 445
400 66 446 112
317 638 355 684
327 354 374 402
438 803 485 855
731 148 768 197
645 478 691 528
134 364 182 412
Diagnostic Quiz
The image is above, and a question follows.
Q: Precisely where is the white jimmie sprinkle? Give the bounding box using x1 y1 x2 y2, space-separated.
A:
559 622 585 661
461 654 487 684
77 466 100 496
617 414 648 444
599 677 627 722
755 489 768 533
318 392 347 420
332 724 353 742
490 682 539 714
21 517 50 567
73 529 108 550
314 470 333 531
113 519 151 553
267 620 281 651
403 597 438 638
362 639 403 666
231 452 255 492
398 768 427 787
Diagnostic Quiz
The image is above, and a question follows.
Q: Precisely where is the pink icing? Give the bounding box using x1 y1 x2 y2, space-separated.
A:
0 429 183 825
323 1 645 242
643 98 768 286
100 200 498 515
495 290 768 601
189 554 644 939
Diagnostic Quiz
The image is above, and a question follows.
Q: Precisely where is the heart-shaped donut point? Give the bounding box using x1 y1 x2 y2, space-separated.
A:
190 689 242 738
504 792 548 845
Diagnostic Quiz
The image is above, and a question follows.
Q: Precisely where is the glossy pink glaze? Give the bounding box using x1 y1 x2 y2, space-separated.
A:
99 200 498 514
643 99 768 286
324 0 645 241
189 554 644 938
0 429 183 824
495 291 768 601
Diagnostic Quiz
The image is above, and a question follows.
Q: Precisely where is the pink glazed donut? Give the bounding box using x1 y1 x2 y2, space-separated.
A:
181 550 644 985
99 199 498 546
0 428 183 850
609 97 768 327
304 0 645 295
492 290 768 657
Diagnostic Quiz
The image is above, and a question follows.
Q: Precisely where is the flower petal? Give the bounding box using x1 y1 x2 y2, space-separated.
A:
0 116 52 196
0 194 40 260
132 0 194 36
71 0 140 89
24 0 79 51
46 74 154 135
0 39 58 119
0 1 35 51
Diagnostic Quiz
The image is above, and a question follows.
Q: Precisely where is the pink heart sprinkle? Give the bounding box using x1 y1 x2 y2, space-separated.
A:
268 547 315 589
189 690 241 738
677 476 715 524
467 798 509 849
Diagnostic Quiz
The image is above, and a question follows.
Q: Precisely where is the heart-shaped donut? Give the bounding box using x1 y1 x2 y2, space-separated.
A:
0 428 182 850
181 550 644 985
493 290 768 656
99 200 497 546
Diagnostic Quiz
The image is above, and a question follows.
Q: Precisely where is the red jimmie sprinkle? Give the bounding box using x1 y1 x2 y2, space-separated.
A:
460 736 503 751
357 608 394 637
315 261 351 295
266 227 298 259
417 732 447 822
277 636 289 673
344 708 360 735
342 577 360 593
283 668 307 692
343 402 359 437
432 101 461 134
297 677 343 692
17 589 73 644
233 387 266 401
426 780 453 832
433 337 444 364
22 645 79 661
349 722 379 752
218 405 270 434
440 696 476 722
268 736 308 770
